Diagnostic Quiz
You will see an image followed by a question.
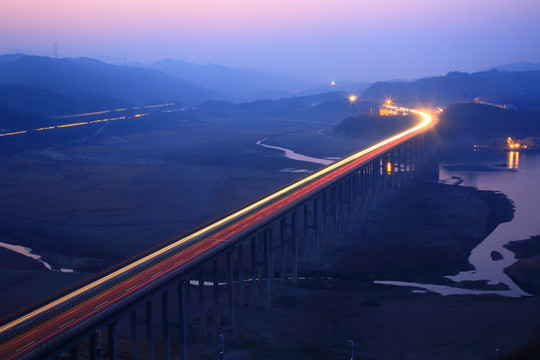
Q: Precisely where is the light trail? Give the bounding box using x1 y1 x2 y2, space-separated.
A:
0 105 434 359
0 106 432 337
0 103 176 139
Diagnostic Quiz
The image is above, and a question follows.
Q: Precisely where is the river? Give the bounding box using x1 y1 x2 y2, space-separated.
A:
377 149 540 297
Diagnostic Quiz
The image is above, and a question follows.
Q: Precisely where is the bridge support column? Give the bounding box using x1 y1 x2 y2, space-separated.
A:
145 300 154 360
313 197 319 264
130 309 138 360
347 177 353 232
226 251 235 335
89 331 97 360
237 244 245 307
107 322 118 360
161 290 171 360
303 204 309 262
331 187 337 239
280 218 286 287
198 269 206 337
250 236 257 306
70 345 79 360
213 260 221 330
177 281 188 360
321 192 327 243
263 228 272 310
291 211 298 287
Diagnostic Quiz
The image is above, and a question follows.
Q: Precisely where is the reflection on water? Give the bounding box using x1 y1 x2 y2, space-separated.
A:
508 151 519 169
376 149 540 297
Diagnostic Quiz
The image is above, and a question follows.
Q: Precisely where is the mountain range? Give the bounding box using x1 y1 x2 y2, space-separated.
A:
362 69 540 109
1 54 539 121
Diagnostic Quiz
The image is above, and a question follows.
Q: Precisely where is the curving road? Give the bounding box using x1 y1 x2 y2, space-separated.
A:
0 106 434 359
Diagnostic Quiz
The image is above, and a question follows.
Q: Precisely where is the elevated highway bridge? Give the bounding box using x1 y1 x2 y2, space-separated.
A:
0 105 436 359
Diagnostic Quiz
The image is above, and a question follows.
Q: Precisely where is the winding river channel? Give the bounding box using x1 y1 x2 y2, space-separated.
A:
257 138 540 297
378 150 540 297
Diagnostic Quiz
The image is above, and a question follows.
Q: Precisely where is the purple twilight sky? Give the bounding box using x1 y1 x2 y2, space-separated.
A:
1 0 539 82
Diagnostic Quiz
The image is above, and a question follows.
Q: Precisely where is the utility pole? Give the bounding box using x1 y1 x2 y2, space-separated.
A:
54 42 58 58
219 334 224 360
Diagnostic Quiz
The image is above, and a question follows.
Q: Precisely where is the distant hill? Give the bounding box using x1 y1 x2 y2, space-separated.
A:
438 103 540 140
0 104 49 131
197 91 368 112
488 61 540 72
0 55 225 108
139 59 318 102
362 70 540 108
0 84 131 116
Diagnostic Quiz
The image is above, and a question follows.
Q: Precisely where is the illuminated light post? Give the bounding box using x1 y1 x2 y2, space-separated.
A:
348 95 357 102
331 81 336 87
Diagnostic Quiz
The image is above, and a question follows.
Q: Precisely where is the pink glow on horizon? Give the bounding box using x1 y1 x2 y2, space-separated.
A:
1 0 540 81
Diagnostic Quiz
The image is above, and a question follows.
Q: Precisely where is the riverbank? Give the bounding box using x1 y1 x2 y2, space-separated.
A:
504 235 540 295
187 180 539 360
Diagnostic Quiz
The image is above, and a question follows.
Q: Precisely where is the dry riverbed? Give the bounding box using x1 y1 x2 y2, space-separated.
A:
187 181 540 360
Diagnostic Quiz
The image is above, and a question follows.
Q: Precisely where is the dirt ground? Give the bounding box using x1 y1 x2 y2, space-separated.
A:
185 181 540 360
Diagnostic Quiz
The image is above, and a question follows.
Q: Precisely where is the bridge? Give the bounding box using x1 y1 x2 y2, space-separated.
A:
0 106 436 359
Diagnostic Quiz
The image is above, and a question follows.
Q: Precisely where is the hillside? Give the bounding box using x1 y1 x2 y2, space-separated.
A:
0 55 224 107
363 70 540 109
0 104 49 130
438 103 540 140
140 59 318 102
0 84 131 116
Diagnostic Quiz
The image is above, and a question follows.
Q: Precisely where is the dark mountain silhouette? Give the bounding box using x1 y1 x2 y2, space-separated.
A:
362 70 540 108
0 55 225 108
198 91 358 112
0 84 131 116
438 103 540 140
139 59 318 102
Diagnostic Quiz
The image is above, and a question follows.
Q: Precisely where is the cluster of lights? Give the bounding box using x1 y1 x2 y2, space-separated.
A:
507 137 528 150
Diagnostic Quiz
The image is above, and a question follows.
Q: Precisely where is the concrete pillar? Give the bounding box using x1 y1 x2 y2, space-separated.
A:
145 300 153 360
89 332 97 360
177 281 187 360
322 192 327 241
213 260 221 329
250 236 257 306
347 177 353 229
280 218 287 287
237 244 244 307
313 197 319 264
291 211 298 287
107 322 117 360
263 228 271 310
161 290 170 360
226 252 235 333
130 309 138 360
303 203 309 258
185 276 191 327
70 345 79 360
198 269 206 337
331 187 338 236
397 146 402 189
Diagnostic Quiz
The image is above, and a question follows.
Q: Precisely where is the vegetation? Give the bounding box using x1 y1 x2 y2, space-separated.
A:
438 103 540 140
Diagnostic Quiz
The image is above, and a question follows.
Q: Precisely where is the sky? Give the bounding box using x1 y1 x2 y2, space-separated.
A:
1 0 540 82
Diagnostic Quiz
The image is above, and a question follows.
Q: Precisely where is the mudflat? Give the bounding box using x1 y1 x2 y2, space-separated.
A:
186 181 539 360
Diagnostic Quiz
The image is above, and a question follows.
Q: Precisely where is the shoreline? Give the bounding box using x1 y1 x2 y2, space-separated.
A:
183 180 540 360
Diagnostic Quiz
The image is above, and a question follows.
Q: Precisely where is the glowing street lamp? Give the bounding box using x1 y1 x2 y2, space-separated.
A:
331 81 336 87
349 95 357 102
